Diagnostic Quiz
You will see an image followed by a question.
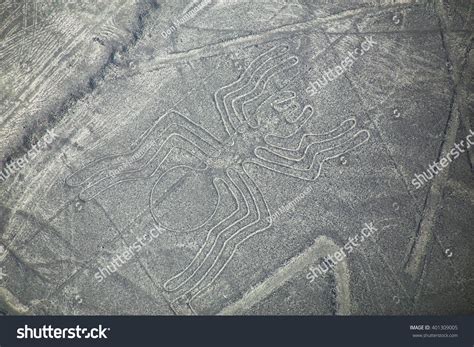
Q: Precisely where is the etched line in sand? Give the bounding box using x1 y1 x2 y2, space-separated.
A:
219 235 351 315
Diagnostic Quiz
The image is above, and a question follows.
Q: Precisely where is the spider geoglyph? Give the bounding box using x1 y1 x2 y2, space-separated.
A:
66 42 370 314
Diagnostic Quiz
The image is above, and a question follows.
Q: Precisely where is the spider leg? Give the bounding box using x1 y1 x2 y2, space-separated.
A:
232 56 299 131
78 146 205 201
66 111 219 200
183 166 272 304
247 90 300 129
251 119 370 181
163 174 248 293
265 117 357 155
214 44 291 137
164 167 271 308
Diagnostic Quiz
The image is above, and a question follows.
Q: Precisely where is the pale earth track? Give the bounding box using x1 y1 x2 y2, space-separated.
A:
0 0 473 315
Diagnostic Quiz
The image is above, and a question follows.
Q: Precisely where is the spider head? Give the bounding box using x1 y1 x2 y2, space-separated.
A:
256 90 300 132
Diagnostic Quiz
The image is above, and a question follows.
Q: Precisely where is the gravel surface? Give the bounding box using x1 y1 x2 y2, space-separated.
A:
0 0 473 315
